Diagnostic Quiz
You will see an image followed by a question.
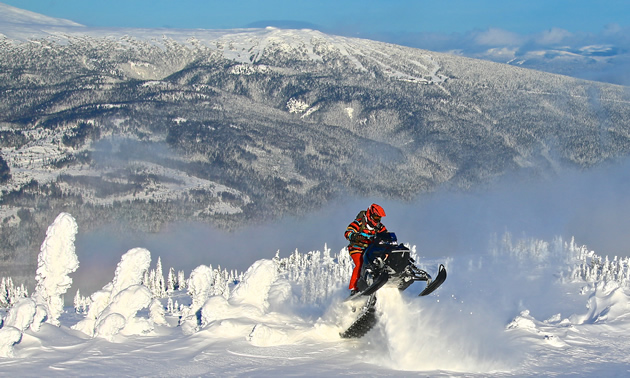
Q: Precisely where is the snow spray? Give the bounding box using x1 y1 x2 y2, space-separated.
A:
367 287 519 373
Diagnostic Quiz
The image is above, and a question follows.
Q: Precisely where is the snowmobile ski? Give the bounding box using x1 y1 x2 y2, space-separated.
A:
418 264 447 296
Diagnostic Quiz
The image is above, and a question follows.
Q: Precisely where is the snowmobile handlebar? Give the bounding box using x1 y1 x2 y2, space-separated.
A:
366 231 398 245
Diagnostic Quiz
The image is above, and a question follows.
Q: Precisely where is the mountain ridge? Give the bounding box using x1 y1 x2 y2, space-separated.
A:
1 14 630 281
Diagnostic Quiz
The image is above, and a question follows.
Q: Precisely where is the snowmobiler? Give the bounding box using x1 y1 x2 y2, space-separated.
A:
344 204 388 295
340 231 447 338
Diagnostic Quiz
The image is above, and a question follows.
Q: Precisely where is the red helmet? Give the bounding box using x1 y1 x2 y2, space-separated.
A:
366 203 385 227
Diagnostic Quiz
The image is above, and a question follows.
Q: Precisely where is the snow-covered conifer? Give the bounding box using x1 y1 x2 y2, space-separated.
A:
15 283 28 302
272 250 281 267
143 270 151 291
32 212 80 326
179 265 213 334
110 248 151 297
212 267 229 299
186 265 214 309
230 259 278 311
72 248 153 339
177 270 187 289
3 297 36 332
270 246 353 304
154 257 166 298
0 326 22 357
167 267 176 291
73 289 89 314
228 270 239 284
0 278 9 308
149 298 167 326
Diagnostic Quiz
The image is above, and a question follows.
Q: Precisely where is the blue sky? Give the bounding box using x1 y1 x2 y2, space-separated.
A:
4 0 629 35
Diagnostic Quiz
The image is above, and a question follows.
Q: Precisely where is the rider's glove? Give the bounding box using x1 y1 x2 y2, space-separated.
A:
350 233 368 244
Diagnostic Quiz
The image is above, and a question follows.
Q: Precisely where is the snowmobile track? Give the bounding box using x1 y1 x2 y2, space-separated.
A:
340 295 377 339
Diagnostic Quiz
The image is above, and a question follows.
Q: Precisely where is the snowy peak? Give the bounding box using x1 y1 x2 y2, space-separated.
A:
0 3 83 27
208 27 332 65
185 27 448 87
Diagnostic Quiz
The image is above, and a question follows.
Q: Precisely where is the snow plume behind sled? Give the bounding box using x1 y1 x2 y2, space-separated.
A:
367 287 518 373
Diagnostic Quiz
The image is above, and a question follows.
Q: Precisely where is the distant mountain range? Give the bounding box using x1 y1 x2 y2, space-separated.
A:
464 43 629 86
1 3 630 278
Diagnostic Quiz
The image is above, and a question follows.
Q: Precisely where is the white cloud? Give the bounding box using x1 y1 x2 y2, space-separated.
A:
602 23 623 35
535 27 573 45
473 28 523 46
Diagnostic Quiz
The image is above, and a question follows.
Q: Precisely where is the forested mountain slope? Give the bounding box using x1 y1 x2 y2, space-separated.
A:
1 20 630 276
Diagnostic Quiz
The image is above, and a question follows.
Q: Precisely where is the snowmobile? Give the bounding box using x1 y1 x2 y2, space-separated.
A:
340 232 447 338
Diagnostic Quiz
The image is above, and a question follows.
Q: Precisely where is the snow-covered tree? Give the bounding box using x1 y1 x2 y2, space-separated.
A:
143 270 151 291
167 267 177 291
0 278 8 308
177 270 187 290
272 245 353 304
0 213 79 355
569 243 630 289
94 285 152 341
0 277 23 308
212 267 229 299
72 248 153 339
13 282 29 304
149 298 167 326
166 297 175 314
153 257 166 298
73 289 89 314
179 265 213 335
32 212 80 326
0 326 21 357
230 260 278 311
2 298 37 333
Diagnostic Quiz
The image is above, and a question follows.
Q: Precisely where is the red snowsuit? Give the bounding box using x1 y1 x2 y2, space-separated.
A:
344 210 387 291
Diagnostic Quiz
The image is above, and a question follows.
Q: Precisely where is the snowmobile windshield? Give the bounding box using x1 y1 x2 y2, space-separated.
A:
375 232 397 244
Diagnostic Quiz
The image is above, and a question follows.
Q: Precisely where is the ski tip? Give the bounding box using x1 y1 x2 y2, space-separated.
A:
439 263 447 275
418 264 447 296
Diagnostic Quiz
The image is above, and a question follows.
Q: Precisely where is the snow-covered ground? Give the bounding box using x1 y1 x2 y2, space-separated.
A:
2 213 630 376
